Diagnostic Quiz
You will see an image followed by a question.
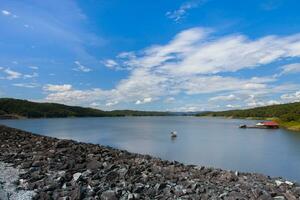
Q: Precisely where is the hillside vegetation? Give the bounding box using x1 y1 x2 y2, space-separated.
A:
0 98 170 119
197 102 300 131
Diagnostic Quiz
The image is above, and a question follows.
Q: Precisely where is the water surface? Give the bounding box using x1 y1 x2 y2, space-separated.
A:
1 116 300 182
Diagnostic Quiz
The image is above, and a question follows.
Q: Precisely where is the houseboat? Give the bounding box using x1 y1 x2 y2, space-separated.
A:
256 121 279 129
239 121 279 129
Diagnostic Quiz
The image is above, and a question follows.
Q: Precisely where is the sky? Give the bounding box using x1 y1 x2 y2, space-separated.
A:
1 0 300 111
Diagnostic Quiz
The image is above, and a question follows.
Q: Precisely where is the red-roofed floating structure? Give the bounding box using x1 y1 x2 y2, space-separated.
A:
261 121 279 128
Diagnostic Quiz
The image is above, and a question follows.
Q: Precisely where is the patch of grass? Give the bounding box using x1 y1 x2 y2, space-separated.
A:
279 121 300 131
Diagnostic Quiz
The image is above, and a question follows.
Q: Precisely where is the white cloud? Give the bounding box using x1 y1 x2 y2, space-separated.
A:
43 84 73 92
0 67 38 80
44 27 300 109
103 59 118 69
13 83 39 88
244 94 281 107
1 10 17 18
164 97 175 103
44 88 107 105
1 10 11 16
73 61 92 72
280 63 300 75
177 76 273 95
105 101 119 106
172 103 217 112
2 68 22 80
115 28 300 76
166 1 204 22
246 100 280 107
209 94 240 102
135 97 153 105
24 24 30 28
24 72 38 79
29 66 39 70
226 104 241 108
281 91 300 102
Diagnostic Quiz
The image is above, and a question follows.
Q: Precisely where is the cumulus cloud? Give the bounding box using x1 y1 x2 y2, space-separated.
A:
246 100 280 107
164 97 175 103
280 63 300 75
103 59 119 69
209 94 240 102
0 68 22 80
226 104 241 108
135 97 152 105
13 83 39 88
281 91 300 102
166 1 204 22
105 101 119 107
43 84 73 92
73 61 92 72
24 72 38 79
44 27 300 109
44 88 108 105
0 67 39 80
1 10 17 18
244 94 281 107
29 66 39 70
1 10 11 16
113 28 300 76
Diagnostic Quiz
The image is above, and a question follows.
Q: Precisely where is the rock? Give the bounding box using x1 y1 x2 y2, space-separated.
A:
220 171 238 182
21 161 32 168
55 140 71 148
87 160 102 170
128 193 135 200
117 168 128 177
274 196 285 200
276 180 284 186
101 190 117 200
285 181 294 186
106 171 119 182
155 183 167 191
134 183 144 193
31 161 42 167
219 192 228 198
284 191 297 200
73 172 82 181
70 186 83 199
292 187 300 196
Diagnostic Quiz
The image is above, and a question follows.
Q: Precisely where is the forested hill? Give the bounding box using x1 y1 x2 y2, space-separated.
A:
196 102 300 131
0 98 171 119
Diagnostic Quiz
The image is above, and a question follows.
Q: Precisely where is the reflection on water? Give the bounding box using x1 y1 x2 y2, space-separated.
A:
1 116 300 182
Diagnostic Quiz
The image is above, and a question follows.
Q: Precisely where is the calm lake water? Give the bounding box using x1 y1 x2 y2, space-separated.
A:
1 116 300 182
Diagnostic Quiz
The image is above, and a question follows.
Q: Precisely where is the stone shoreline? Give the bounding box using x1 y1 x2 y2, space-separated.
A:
0 125 300 200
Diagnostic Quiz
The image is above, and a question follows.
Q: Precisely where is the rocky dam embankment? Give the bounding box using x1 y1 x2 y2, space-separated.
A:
0 125 300 199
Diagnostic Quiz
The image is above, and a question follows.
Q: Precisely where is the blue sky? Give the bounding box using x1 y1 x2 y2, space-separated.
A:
1 0 300 111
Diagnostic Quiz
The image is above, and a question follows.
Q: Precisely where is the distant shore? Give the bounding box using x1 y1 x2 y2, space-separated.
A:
197 115 300 132
0 125 300 199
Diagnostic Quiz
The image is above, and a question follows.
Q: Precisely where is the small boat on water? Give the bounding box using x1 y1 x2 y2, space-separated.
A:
256 122 264 126
170 131 177 138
